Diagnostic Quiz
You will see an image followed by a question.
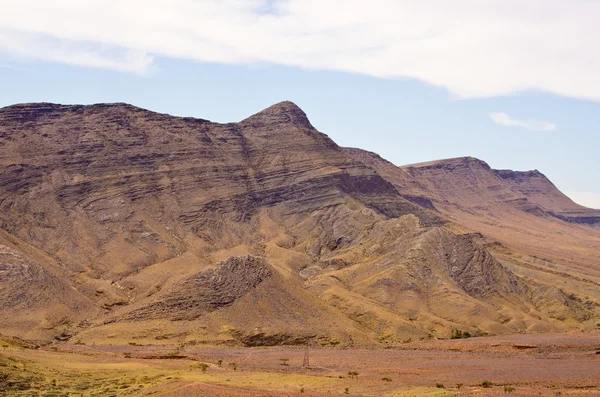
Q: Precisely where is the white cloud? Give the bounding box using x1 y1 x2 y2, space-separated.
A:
0 0 599 99
489 112 557 132
565 192 600 210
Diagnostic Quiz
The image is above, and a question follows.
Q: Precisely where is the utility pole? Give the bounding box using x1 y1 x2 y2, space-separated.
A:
302 343 310 368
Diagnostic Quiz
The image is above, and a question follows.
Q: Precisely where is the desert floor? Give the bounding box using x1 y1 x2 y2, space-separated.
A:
1 333 599 396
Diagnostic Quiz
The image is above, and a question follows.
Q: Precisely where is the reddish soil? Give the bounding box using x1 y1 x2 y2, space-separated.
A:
62 333 600 396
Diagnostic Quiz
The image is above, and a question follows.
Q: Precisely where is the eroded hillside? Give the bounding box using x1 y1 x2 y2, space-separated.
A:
0 102 597 345
346 148 600 332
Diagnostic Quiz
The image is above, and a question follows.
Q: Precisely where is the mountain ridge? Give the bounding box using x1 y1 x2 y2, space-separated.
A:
0 101 598 345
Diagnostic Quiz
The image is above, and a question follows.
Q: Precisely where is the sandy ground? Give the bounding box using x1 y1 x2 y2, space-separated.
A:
2 332 599 396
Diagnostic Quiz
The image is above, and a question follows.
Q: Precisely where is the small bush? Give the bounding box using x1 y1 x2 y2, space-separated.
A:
344 387 349 394
123 352 132 358
381 377 392 382
451 330 472 339
504 385 516 393
192 363 209 373
482 380 493 388
435 383 445 388
456 383 463 389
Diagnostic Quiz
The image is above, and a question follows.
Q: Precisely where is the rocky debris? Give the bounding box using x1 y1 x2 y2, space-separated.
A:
231 330 317 347
418 228 523 298
125 256 273 320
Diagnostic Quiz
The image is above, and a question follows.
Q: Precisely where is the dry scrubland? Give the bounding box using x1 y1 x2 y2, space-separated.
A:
2 333 600 396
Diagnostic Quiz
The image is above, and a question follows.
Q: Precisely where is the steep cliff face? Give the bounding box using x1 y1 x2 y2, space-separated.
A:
0 102 595 344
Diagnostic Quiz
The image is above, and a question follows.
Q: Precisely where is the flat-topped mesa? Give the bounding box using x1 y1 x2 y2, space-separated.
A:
0 102 146 116
494 168 600 224
0 102 211 128
240 101 314 130
383 153 600 225
397 156 533 211
401 156 492 171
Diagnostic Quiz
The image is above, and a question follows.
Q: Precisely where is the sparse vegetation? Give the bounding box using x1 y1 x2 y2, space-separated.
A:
482 380 494 388
192 363 209 373
451 329 472 339
0 336 596 396
167 349 181 357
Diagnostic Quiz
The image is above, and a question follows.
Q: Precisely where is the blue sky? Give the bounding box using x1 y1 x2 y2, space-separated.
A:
0 1 598 208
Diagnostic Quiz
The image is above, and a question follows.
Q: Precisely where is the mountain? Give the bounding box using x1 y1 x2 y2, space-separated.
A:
346 148 600 327
0 102 597 345
493 168 600 224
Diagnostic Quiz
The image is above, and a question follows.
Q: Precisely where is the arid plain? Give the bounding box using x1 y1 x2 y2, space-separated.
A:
2 333 600 396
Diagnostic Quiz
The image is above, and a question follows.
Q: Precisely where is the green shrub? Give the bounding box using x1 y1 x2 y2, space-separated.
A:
191 363 209 373
451 329 472 339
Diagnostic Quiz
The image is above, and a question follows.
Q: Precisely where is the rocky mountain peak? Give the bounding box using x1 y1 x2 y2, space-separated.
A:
241 101 314 129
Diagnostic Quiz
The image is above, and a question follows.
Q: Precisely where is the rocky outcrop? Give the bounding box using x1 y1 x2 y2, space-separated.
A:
125 256 273 320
